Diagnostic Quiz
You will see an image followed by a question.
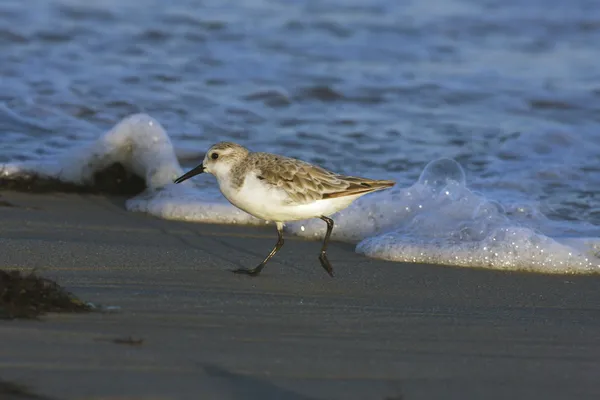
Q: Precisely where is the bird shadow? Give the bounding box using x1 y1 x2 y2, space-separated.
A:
165 230 251 270
208 236 307 274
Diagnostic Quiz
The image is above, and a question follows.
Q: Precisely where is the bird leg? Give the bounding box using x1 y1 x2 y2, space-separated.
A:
318 216 335 277
233 222 284 276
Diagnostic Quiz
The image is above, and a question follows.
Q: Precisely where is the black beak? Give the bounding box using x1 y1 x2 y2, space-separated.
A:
174 164 205 184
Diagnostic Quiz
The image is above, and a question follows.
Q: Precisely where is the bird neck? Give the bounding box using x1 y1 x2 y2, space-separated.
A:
214 160 247 190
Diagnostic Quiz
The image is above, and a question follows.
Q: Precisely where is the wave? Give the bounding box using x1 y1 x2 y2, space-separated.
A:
1 114 598 274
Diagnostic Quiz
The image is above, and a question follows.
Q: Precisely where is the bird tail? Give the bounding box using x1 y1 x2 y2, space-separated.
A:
367 179 395 190
323 178 395 199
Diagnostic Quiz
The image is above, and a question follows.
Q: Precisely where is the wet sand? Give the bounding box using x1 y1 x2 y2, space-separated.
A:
0 191 599 400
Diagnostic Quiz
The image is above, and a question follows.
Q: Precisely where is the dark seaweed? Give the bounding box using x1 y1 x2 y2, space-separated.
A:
0 270 91 320
0 163 145 196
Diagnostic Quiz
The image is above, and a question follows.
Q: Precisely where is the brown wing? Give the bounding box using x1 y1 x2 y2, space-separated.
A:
252 153 395 205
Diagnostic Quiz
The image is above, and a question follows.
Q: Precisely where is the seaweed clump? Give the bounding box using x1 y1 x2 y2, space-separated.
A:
0 163 146 196
0 270 91 319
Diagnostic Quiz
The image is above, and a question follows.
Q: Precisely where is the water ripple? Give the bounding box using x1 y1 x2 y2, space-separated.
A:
1 0 600 225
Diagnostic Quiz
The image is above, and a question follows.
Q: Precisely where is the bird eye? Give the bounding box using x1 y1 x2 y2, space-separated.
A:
211 153 219 160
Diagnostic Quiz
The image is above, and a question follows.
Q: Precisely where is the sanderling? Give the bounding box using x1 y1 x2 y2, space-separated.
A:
174 142 395 277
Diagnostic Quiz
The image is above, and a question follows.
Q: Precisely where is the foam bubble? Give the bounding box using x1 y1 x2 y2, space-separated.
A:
418 157 466 189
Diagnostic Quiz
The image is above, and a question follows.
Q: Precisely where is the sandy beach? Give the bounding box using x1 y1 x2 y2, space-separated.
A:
1 190 599 400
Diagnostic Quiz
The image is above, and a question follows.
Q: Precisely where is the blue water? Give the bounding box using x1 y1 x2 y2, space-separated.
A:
2 0 600 226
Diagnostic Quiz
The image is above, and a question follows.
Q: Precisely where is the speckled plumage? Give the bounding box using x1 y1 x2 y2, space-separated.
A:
214 142 395 205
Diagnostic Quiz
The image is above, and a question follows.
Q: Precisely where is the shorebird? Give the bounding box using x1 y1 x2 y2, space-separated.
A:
174 142 395 277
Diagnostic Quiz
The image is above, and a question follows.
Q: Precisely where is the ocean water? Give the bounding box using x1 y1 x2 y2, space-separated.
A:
2 0 600 273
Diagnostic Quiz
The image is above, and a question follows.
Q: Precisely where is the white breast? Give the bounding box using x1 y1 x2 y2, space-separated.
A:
217 173 358 222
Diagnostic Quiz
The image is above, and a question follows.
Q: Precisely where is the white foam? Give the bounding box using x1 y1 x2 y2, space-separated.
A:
126 183 262 226
0 113 262 225
1 113 182 189
2 114 599 274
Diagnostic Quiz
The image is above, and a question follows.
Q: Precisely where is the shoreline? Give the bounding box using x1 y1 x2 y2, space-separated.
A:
1 190 599 399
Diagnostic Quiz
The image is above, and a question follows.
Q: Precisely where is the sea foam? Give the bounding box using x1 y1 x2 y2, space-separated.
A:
1 113 182 190
1 114 599 274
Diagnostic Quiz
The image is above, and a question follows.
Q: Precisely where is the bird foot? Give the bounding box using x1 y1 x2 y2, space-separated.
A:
232 267 262 276
318 254 335 278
